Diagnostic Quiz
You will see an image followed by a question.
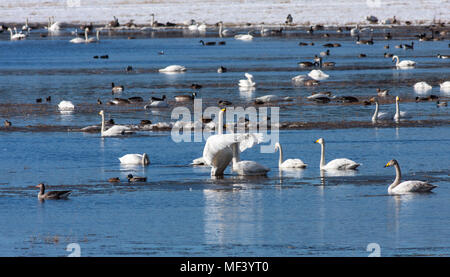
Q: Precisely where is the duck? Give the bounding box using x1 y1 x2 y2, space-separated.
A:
191 83 202 89
4 120 12 127
377 88 389 97
109 98 131 105
144 96 169 108
108 177 120 183
128 96 144 103
36 183 71 200
127 174 147 182
298 61 316 68
356 35 374 45
436 101 448 107
111 82 124 93
238 73 256 87
315 138 360 170
437 54 450 59
174 92 196 102
403 42 414 50
217 66 227 73
320 49 330 57
199 40 216 46
275 142 307 169
151 95 166 101
119 153 150 165
384 159 437 194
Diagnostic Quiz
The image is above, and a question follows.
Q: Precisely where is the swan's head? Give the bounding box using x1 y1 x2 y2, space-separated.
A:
384 159 398 167
315 138 324 144
274 142 281 151
396 96 400 102
36 183 45 189
99 110 104 116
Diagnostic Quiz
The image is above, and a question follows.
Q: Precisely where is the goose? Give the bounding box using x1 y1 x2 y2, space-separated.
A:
230 142 270 176
376 88 389 97
109 98 130 105
436 101 448 107
403 42 414 49
109 16 119 27
371 97 393 122
217 66 227 73
315 138 360 170
298 61 316 68
392 55 416 68
111 82 124 93
46 96 52 102
285 14 293 24
128 96 144 103
218 21 235 37
127 174 147 182
437 54 450 59
308 69 329 80
384 159 437 194
199 40 215 46
413 82 432 91
99 110 133 136
384 32 392 40
144 96 169 108
36 183 71 200
337 96 359 103
58 100 75 111
384 52 393 58
356 35 373 45
238 73 256 87
322 61 335 67
320 49 330 57
7 27 26 40
393 96 410 121
275 142 307 169
119 153 150 165
174 92 196 102
70 28 88 43
151 95 166 101
298 42 309 46
234 32 253 41
159 65 186 73
191 83 202 89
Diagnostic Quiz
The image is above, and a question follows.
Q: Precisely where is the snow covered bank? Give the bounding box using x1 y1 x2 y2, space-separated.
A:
1 0 449 26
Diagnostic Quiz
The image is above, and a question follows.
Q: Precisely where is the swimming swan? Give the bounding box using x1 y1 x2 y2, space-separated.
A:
99 110 132 137
315 138 360 170
231 142 270 176
392 55 416 68
308 69 329 80
119 153 150 165
371 98 392 122
275 142 307 169
393 96 410 121
239 73 256 87
7 28 26 40
234 32 253 41
159 65 187 73
414 81 432 92
384 159 437 194
58 100 75 111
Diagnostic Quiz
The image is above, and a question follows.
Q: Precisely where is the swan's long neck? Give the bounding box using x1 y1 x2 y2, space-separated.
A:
389 163 402 192
100 113 105 135
84 29 88 41
219 23 223 37
142 154 147 165
320 143 326 169
395 98 400 119
218 109 224 135
372 101 379 122
393 56 399 66
277 145 284 167
96 30 100 41
8 29 13 39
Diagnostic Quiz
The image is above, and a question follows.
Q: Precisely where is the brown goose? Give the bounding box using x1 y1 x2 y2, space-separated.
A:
36 183 71 200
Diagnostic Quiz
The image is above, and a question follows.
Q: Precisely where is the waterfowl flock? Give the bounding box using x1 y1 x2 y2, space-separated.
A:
0 15 446 200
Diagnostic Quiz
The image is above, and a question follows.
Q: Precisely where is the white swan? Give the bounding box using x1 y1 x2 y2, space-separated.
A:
239 73 256 87
99 110 132 137
414 81 432 92
159 65 186 73
234 32 253 41
392 55 416 68
350 24 359 36
384 159 437 194
119 153 150 165
231 142 270 176
203 132 264 177
70 28 88 43
218 22 235 37
371 98 392 122
315 138 360 170
198 22 207 31
291 75 307 84
86 30 100 43
308 69 329 80
191 108 226 166
46 17 60 32
7 28 26 40
58 100 75 111
439 81 450 89
275 142 307 169
393 96 410 121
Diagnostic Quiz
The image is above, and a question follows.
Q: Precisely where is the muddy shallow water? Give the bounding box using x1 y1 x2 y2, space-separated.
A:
0 27 449 256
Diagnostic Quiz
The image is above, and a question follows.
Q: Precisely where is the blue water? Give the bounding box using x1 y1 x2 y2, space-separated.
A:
0 28 449 256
